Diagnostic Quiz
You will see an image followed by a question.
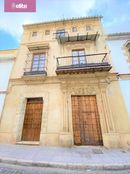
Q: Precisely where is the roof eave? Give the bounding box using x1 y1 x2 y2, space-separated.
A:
23 16 103 29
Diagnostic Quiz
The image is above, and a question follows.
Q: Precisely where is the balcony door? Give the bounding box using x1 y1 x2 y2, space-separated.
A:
72 49 85 65
31 53 46 72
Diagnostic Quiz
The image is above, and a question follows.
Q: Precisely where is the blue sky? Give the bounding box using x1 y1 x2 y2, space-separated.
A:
0 0 130 50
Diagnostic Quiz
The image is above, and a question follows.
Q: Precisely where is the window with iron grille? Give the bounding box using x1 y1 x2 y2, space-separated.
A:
72 49 85 65
31 53 46 72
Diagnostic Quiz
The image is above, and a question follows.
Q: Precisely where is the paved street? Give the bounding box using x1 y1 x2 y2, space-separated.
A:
0 163 130 174
0 144 130 172
0 144 130 168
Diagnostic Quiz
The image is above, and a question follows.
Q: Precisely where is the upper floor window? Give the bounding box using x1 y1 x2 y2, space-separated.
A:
32 32 37 37
72 49 85 65
86 26 91 31
56 29 65 37
45 30 50 35
32 53 46 72
72 27 77 32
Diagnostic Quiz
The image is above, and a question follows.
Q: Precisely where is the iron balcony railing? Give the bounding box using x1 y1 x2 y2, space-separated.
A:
56 53 112 74
54 31 68 38
54 31 99 44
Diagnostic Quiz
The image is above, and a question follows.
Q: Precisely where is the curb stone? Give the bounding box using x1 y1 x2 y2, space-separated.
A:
0 157 130 171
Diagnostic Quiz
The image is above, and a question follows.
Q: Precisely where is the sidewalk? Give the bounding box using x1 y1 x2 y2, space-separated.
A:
0 144 130 170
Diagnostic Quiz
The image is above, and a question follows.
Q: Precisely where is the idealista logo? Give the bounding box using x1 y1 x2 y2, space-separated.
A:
12 2 27 9
4 0 36 12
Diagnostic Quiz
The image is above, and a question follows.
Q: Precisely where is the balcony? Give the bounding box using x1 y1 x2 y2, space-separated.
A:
24 53 47 76
56 53 112 75
54 31 99 44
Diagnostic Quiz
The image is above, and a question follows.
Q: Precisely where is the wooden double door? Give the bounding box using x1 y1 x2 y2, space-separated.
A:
71 95 103 145
22 98 43 141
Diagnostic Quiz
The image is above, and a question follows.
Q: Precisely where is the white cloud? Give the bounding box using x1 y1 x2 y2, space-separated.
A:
0 0 129 39
70 0 96 15
0 13 33 39
0 0 96 39
0 1 46 39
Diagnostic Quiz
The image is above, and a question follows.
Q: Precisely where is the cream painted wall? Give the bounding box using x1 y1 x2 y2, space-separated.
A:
107 40 130 118
0 60 14 115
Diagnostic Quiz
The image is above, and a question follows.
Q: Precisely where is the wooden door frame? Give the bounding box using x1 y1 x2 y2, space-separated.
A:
71 95 103 146
69 93 104 146
60 82 115 147
14 94 48 144
21 97 43 142
21 97 44 142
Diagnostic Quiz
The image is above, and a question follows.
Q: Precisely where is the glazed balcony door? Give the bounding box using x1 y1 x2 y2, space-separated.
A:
32 53 46 72
72 49 85 65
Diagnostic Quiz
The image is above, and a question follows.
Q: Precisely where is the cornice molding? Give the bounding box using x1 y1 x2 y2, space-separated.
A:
23 16 102 29
0 91 7 94
118 73 130 80
107 32 130 41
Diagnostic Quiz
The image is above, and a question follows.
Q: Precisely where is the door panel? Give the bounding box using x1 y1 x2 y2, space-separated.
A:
22 98 43 141
71 95 103 145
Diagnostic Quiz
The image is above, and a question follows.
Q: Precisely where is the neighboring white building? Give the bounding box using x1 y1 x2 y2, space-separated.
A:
107 32 130 118
0 49 16 118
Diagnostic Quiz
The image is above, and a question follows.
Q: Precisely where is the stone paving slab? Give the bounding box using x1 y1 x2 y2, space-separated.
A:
0 144 130 170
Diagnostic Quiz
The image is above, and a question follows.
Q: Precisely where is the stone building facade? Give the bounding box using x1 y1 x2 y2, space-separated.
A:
0 17 130 148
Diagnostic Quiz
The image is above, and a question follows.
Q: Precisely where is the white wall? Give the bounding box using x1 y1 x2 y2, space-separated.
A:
0 95 5 115
119 80 130 117
0 60 14 116
108 40 129 73
108 40 130 117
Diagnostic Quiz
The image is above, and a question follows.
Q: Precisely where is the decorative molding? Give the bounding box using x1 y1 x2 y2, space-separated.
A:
68 86 97 95
23 16 102 29
0 91 7 94
122 40 130 63
107 32 130 41
118 73 130 80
